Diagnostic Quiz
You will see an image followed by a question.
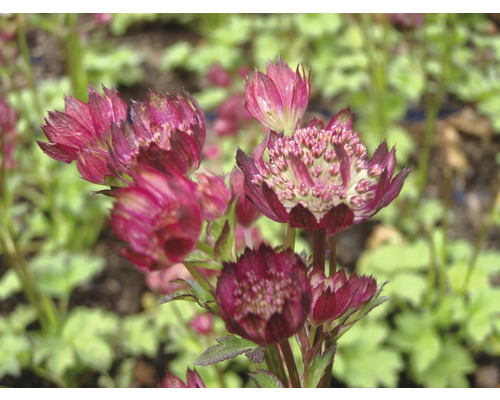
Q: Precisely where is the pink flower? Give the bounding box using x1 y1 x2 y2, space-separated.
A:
110 166 203 271
159 368 205 388
206 63 232 87
37 85 128 184
215 244 311 346
236 108 409 235
195 171 232 221
190 313 214 335
309 268 377 325
109 90 206 179
213 94 250 137
244 56 310 134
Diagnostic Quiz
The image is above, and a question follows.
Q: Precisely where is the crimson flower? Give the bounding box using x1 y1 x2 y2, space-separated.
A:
215 244 311 346
195 171 232 221
37 85 128 184
110 165 202 271
309 268 377 326
109 89 206 179
159 368 205 388
236 108 409 235
244 56 310 134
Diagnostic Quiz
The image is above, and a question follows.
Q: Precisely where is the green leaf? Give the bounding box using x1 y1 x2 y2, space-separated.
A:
309 344 336 388
386 272 427 307
33 335 75 377
417 338 475 388
194 336 258 366
248 370 284 388
161 279 217 312
0 334 30 379
214 220 233 262
61 308 118 371
159 41 192 71
30 251 105 297
357 240 430 276
411 331 441 374
121 314 158 357
336 346 402 388
0 269 22 301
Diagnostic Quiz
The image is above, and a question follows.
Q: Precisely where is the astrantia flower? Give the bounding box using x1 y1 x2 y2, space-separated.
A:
236 108 409 235
108 89 206 179
159 368 205 388
37 85 128 184
215 244 311 346
309 268 377 326
244 56 310 134
195 171 232 221
110 165 202 271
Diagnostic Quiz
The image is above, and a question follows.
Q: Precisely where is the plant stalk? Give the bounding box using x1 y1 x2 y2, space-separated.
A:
264 344 289 388
279 339 301 388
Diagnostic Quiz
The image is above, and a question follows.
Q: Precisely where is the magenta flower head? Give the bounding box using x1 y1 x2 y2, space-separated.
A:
37 85 128 184
309 268 377 326
195 171 232 221
159 368 205 388
215 244 311 346
110 165 202 271
108 89 206 179
236 108 410 235
244 56 311 134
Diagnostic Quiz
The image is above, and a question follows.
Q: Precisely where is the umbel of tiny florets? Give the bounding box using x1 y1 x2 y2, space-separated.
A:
215 244 311 346
236 108 409 235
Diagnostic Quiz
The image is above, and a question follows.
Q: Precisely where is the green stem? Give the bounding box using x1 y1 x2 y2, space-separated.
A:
279 339 301 388
63 13 88 101
16 14 43 122
285 225 296 252
312 228 326 273
462 177 499 293
438 167 452 297
0 224 57 331
264 344 289 388
416 14 455 204
359 13 389 140
30 365 68 388
423 226 437 307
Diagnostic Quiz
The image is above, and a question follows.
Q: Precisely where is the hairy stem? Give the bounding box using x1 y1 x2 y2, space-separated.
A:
279 339 301 388
312 228 326 273
264 344 289 388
